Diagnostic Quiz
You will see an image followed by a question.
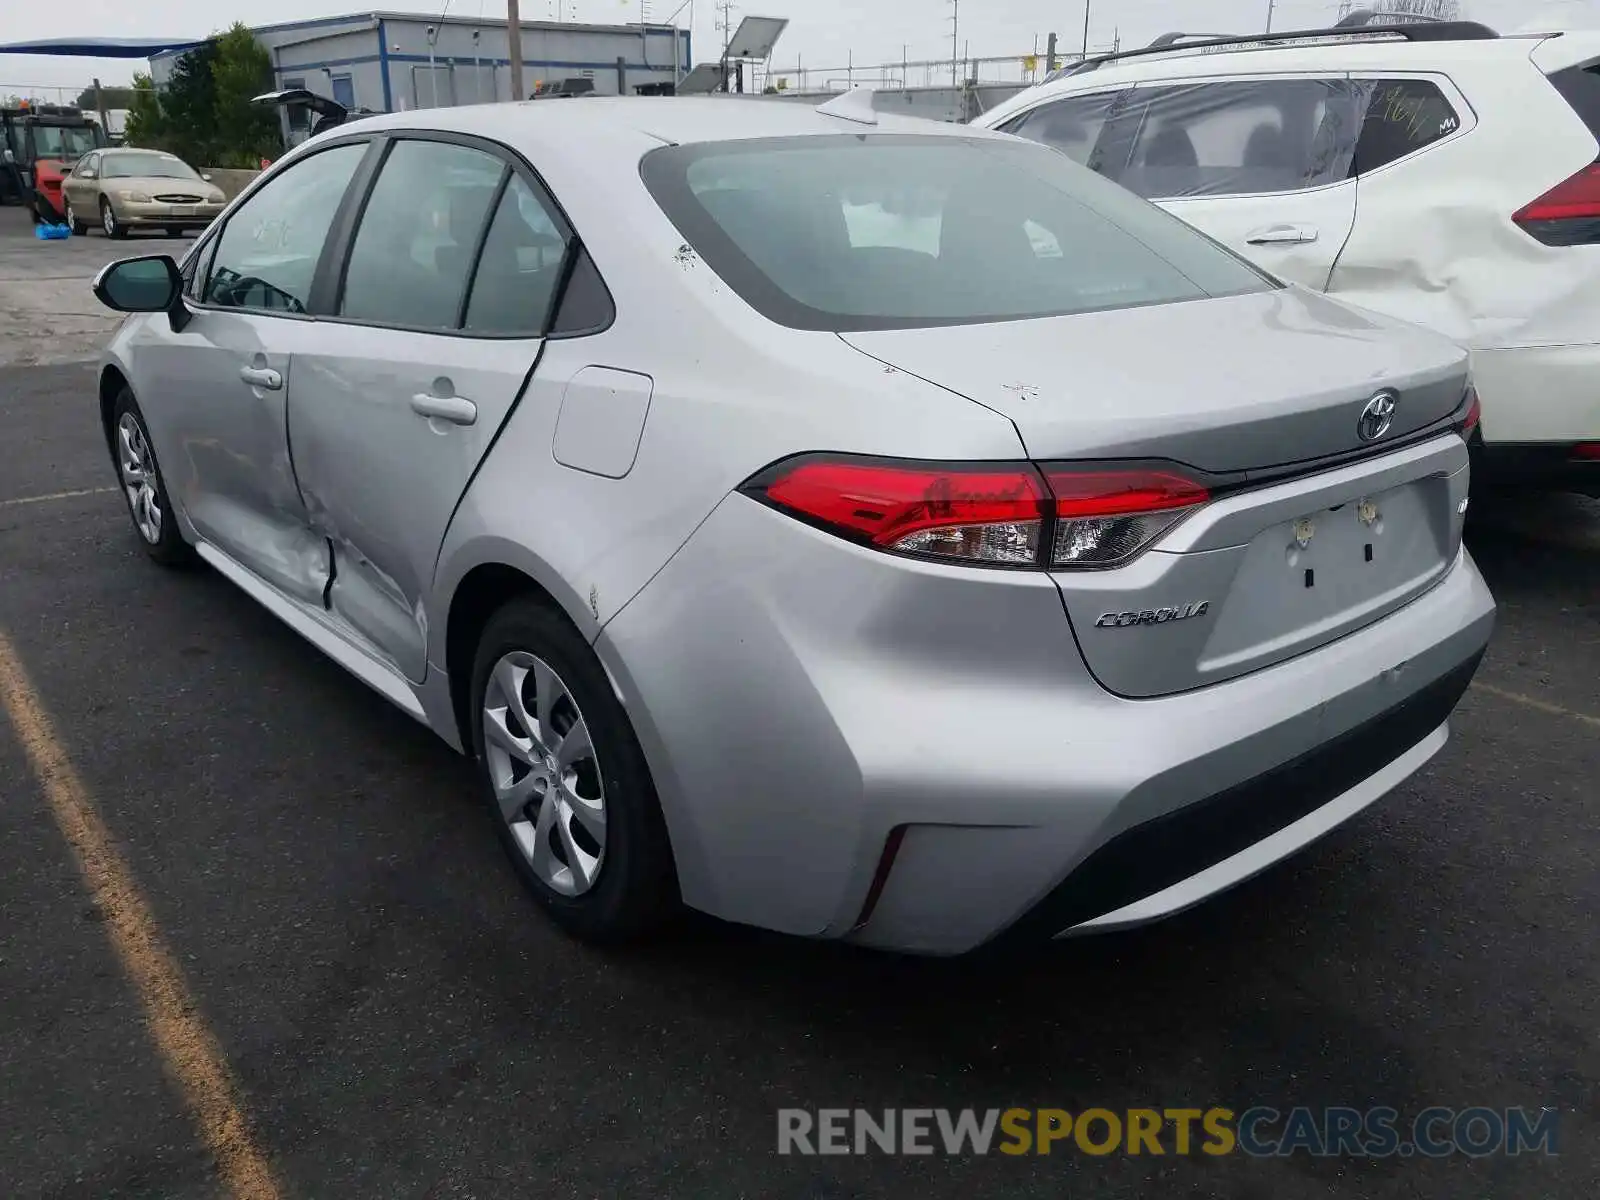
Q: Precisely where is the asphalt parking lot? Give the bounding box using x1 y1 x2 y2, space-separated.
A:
0 205 1596 1199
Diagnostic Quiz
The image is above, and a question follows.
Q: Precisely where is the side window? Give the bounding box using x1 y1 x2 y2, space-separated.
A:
1002 91 1127 171
547 246 615 336
1114 79 1363 200
1351 79 1461 176
462 174 572 335
340 139 506 330
202 142 366 313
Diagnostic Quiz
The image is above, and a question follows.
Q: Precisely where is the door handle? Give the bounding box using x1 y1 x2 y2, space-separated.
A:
1245 223 1319 246
239 365 282 390
410 392 478 426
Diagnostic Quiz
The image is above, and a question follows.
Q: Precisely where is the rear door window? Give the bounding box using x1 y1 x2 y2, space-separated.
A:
1001 91 1129 173
461 174 572 335
1111 79 1364 199
1349 79 1462 175
339 139 507 330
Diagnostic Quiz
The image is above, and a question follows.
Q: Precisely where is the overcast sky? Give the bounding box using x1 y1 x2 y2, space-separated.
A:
3 0 1597 93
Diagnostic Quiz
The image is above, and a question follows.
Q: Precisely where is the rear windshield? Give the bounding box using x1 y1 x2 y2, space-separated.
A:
639 133 1274 331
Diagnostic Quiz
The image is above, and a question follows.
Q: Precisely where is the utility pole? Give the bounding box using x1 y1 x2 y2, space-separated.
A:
1265 0 1276 33
1081 0 1091 58
950 0 960 91
508 0 524 101
717 0 736 91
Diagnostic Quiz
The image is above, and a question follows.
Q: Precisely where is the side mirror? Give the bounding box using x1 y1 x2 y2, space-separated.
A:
92 255 190 330
2 147 13 164
202 173 213 181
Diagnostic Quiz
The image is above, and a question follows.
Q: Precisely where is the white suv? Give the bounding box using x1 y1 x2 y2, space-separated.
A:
974 17 1600 496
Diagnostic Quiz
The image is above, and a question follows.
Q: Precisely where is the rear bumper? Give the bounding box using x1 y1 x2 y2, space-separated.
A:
1002 650 1480 945
1471 438 1600 497
1471 342 1600 451
598 494 1497 956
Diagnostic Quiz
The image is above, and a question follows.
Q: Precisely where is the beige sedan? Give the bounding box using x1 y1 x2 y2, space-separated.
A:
61 147 227 239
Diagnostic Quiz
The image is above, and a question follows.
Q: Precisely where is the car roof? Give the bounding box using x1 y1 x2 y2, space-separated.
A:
1010 27 1600 95
281 96 1026 303
342 95 1004 149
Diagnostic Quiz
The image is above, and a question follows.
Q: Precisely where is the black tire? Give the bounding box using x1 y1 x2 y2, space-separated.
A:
165 226 185 238
101 197 127 239
64 198 88 236
108 387 194 567
469 597 678 943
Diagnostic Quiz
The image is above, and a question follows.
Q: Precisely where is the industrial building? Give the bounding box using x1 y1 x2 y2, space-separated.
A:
149 11 691 115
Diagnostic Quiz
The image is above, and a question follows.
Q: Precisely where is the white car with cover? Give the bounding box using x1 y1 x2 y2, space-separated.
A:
975 14 1600 495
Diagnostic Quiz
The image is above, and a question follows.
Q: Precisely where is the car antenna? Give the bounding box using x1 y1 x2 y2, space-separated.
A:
816 87 879 126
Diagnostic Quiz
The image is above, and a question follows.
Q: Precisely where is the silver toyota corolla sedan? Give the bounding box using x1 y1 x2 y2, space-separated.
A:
90 96 1494 955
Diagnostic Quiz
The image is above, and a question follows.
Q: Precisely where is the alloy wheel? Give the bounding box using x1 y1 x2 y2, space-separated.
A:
102 203 116 236
64 200 75 231
481 651 607 896
116 411 162 544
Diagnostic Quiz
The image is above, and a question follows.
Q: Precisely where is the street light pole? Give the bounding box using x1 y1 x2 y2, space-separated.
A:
1265 0 1276 33
507 0 525 101
1082 0 1091 58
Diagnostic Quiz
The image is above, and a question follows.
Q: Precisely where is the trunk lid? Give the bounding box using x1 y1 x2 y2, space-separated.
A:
841 287 1473 697
839 287 1467 471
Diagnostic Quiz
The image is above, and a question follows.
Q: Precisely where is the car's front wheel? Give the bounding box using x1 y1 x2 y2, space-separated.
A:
101 198 126 239
64 198 87 235
110 388 192 566
469 598 677 943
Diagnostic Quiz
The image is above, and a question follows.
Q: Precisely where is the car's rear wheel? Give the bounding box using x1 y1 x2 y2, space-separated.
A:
469 598 677 942
165 226 185 238
101 198 126 239
64 199 87 235
110 388 192 566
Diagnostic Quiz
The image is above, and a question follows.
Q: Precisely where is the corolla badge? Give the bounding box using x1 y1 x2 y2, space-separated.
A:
1095 602 1210 628
1357 390 1399 442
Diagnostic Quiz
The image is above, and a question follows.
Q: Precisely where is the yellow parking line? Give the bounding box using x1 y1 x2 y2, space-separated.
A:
0 486 118 510
0 630 281 1200
1472 681 1600 729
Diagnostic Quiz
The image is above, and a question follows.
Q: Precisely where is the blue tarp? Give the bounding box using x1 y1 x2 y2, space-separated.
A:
0 37 211 58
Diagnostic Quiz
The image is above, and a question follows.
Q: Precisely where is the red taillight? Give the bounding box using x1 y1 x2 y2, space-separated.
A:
1460 387 1482 439
1045 469 1211 518
761 459 1049 566
1042 467 1210 567
748 457 1210 569
1513 161 1600 245
1573 443 1600 461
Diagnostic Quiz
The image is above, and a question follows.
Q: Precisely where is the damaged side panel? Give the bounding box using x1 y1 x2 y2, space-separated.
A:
1323 60 1600 443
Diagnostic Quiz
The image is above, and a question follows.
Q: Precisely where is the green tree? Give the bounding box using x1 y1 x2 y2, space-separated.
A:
161 41 221 164
123 73 166 148
119 25 281 167
74 85 138 110
209 23 280 167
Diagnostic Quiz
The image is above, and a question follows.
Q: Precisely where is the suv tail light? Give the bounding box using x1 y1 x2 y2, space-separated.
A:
745 456 1210 570
1573 443 1600 461
1513 161 1600 246
1458 386 1482 439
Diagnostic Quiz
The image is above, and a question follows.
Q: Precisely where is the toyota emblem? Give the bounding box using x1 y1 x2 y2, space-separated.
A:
1358 391 1399 442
